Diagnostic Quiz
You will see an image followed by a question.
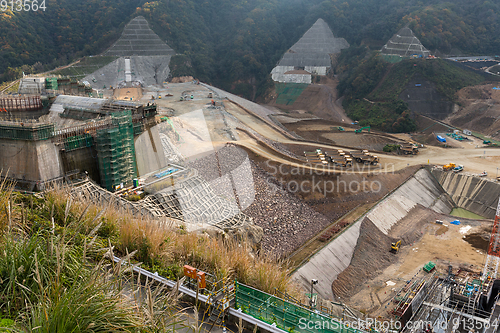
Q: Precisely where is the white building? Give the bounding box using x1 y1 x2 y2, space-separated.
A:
271 19 349 83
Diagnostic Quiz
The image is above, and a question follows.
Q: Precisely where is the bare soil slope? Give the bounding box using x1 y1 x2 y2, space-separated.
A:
445 84 500 140
266 77 351 123
332 205 435 300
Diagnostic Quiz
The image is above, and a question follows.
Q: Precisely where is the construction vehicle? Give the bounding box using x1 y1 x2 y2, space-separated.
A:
355 126 370 134
443 163 456 171
329 156 352 167
304 151 328 165
348 150 379 165
399 144 419 155
390 240 401 253
325 150 353 167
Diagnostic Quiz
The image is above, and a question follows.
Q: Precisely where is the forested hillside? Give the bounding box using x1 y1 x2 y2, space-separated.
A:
336 48 488 132
1 0 500 99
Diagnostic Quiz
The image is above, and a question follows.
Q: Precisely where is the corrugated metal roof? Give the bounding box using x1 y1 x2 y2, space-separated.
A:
284 69 312 75
52 95 108 111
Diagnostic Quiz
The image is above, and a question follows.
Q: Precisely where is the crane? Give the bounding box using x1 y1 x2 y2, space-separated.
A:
482 197 500 280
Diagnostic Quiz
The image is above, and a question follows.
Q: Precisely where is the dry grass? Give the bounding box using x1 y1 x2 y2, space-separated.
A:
117 217 299 296
0 175 14 230
40 185 301 297
0 180 301 317
0 181 188 330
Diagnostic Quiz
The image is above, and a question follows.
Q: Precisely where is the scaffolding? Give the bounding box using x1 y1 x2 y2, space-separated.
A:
133 122 144 136
0 121 54 140
401 267 498 333
0 96 43 111
390 272 436 321
95 110 137 191
63 133 93 152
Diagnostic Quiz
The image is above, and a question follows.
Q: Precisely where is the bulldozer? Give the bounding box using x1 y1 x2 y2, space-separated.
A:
390 240 401 253
443 163 456 171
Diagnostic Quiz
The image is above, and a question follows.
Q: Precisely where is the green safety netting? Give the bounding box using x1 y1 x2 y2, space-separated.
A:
235 282 366 333
380 54 403 63
0 123 55 141
64 133 93 151
275 83 309 105
95 110 137 191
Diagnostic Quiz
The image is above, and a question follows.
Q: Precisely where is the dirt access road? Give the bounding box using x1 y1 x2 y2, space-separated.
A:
141 82 500 178
225 98 500 178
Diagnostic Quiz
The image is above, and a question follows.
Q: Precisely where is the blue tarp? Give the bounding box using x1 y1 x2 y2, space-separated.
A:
450 220 461 225
437 135 447 143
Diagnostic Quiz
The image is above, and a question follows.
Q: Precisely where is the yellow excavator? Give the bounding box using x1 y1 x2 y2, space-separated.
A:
391 240 401 253
443 163 456 171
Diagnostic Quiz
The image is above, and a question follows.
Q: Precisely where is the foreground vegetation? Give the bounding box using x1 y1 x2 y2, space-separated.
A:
0 178 297 330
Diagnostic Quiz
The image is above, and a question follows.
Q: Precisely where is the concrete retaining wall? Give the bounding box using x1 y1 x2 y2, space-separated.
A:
367 169 454 234
293 168 454 300
432 169 500 219
294 222 362 301
135 125 167 176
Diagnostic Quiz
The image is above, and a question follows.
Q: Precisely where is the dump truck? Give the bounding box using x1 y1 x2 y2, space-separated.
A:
348 150 379 165
443 163 456 171
304 151 328 165
399 144 419 155
329 157 352 167
390 240 401 253
325 151 353 167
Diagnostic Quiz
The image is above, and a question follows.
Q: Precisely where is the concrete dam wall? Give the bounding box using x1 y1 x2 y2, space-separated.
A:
432 169 500 219
135 125 167 176
0 139 63 183
293 168 454 300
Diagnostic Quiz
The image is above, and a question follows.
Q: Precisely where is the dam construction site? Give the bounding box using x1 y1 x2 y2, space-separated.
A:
3 15 500 333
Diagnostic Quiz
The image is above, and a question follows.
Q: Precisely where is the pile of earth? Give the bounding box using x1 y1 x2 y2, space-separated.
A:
445 84 500 141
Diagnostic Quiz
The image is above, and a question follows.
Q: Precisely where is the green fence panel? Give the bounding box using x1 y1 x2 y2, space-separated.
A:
235 282 366 333
275 83 309 105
